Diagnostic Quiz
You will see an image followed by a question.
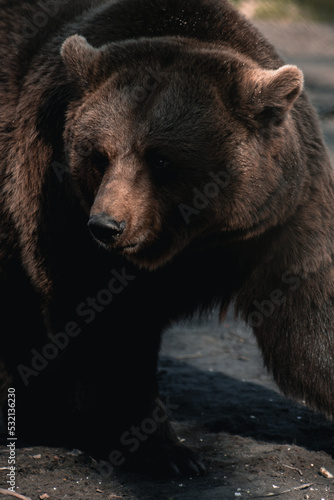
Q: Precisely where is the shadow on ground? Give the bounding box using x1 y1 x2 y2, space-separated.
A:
159 356 334 456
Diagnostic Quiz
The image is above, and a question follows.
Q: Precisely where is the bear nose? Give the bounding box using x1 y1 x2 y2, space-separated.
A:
88 213 125 243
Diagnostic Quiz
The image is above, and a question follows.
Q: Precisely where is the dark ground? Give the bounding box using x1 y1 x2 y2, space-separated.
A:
1 19 334 500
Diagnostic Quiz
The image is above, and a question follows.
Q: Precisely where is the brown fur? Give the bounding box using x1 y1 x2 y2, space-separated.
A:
0 0 333 477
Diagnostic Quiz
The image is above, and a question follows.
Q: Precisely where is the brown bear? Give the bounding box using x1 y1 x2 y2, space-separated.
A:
0 0 333 477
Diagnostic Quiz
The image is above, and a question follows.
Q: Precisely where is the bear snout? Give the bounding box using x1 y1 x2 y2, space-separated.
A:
88 213 126 245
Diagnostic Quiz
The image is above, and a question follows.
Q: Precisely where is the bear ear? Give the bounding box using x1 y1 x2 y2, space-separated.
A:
61 34 100 89
240 64 304 126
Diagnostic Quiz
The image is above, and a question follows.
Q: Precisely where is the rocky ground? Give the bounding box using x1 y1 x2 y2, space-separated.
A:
1 18 334 500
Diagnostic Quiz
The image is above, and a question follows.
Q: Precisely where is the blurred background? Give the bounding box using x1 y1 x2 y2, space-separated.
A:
231 0 334 162
232 0 334 22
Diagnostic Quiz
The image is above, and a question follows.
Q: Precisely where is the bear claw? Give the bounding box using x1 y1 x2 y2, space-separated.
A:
124 442 206 478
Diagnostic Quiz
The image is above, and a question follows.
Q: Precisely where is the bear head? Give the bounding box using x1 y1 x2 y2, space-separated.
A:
61 34 303 270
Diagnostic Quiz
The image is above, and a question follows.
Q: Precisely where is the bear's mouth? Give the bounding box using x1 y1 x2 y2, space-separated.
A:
94 238 142 254
111 231 151 254
117 241 141 252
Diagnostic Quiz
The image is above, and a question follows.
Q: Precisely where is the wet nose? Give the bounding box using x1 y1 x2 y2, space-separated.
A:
88 213 125 244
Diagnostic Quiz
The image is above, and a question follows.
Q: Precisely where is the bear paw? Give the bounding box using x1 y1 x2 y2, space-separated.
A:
125 441 206 478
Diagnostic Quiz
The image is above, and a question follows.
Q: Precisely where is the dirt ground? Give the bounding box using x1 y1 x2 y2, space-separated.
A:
1 19 334 500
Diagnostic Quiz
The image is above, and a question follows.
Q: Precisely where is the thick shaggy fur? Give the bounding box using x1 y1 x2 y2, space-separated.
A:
0 0 333 476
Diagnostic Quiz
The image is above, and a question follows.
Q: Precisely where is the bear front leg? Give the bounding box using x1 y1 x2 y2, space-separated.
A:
242 268 334 418
76 365 206 477
79 299 208 477
47 307 207 477
87 337 206 477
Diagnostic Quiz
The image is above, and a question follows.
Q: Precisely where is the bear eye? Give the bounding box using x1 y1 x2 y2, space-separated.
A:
153 157 170 170
90 149 109 174
146 151 171 170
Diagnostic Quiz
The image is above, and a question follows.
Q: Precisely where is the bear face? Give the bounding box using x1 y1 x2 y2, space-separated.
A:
62 35 304 270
